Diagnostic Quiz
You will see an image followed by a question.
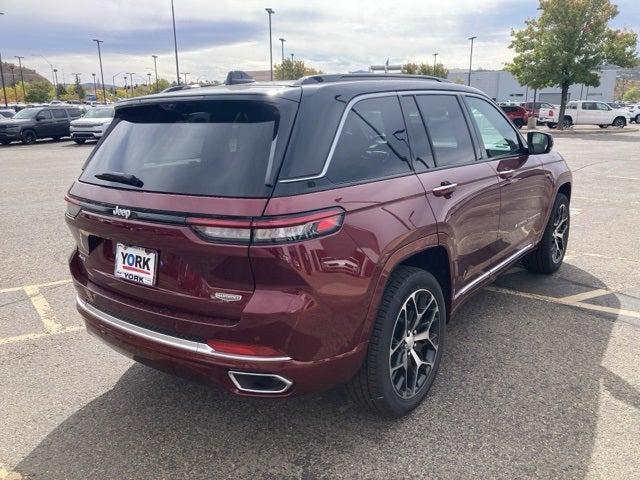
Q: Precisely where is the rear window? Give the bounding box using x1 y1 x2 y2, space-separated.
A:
80 100 287 197
51 109 67 119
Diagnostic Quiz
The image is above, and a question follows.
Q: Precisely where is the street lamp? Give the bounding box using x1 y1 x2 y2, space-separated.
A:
279 38 286 65
15 56 26 99
0 12 8 107
147 72 152 91
92 73 97 101
183 72 190 84
123 75 128 98
151 55 159 92
290 53 294 62
112 72 124 95
265 8 275 81
92 39 107 104
32 54 56 90
467 36 477 86
53 69 59 99
432 53 438 77
171 0 180 84
127 73 135 97
9 65 17 101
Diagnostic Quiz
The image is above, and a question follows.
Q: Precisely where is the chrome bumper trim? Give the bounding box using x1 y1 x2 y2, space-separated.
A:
76 296 291 362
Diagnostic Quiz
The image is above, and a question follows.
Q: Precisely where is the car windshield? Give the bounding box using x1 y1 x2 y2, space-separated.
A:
13 108 39 119
81 99 293 198
83 107 115 119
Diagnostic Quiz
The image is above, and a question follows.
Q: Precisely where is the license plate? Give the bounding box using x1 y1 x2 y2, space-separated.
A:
114 243 158 286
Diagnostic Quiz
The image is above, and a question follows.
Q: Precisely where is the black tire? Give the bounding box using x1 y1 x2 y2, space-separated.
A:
21 130 37 145
635 114 640 124
599 125 609 129
73 139 86 144
561 116 573 128
612 117 626 128
547 122 557 129
523 193 570 274
347 266 445 417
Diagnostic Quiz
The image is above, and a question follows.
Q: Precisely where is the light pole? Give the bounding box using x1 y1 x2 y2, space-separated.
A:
15 56 26 99
92 73 97 101
171 0 180 84
183 72 190 84
10 65 17 101
92 39 107 104
32 54 56 89
147 72 152 91
123 75 128 98
152 55 159 92
432 53 438 77
53 69 59 99
290 53 294 62
467 36 477 86
128 73 135 97
265 8 275 81
279 38 286 64
0 12 6 107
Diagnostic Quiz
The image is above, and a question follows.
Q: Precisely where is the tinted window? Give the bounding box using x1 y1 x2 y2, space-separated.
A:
37 110 52 120
66 108 82 118
465 97 521 158
415 95 475 167
81 100 286 198
568 104 577 109
582 102 596 110
400 96 434 171
327 96 411 185
596 102 610 111
51 109 67 119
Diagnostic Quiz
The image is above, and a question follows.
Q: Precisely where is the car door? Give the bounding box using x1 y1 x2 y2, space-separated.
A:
595 102 613 124
580 102 597 124
34 109 54 137
406 93 502 298
463 95 549 259
50 109 70 136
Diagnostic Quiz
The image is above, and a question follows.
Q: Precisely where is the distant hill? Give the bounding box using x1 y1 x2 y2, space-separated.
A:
1 61 50 84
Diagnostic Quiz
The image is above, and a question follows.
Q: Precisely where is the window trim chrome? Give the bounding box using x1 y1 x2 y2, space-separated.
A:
77 296 292 362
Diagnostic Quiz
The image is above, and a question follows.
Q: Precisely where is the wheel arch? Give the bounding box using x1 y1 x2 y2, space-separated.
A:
558 181 571 201
613 116 626 125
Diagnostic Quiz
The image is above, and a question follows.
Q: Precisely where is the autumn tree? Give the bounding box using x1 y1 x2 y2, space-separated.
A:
507 0 638 129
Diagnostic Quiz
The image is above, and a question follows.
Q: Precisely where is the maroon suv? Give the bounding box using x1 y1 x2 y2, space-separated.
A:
66 74 572 417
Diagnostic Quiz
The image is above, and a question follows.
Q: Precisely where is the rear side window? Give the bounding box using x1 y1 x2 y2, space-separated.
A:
465 97 521 158
51 109 67 119
399 96 434 171
81 100 287 197
37 110 52 120
415 95 475 167
326 96 411 185
66 108 82 118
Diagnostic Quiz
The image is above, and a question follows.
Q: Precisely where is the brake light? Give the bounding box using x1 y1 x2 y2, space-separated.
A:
64 195 82 218
206 339 285 357
187 208 344 245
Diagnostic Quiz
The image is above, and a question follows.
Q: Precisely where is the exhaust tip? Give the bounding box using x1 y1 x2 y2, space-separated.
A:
228 371 293 394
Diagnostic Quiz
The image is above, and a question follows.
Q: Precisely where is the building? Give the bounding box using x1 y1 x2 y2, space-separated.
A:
244 70 272 81
447 66 618 103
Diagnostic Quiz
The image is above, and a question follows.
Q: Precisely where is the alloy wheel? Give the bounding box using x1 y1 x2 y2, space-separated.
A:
613 118 625 128
389 289 440 399
551 203 569 263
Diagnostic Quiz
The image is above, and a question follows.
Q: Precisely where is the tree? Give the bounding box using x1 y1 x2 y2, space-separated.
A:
623 86 640 102
507 0 638 130
56 83 67 98
402 63 419 74
274 59 322 80
74 77 85 100
25 81 53 103
402 62 448 78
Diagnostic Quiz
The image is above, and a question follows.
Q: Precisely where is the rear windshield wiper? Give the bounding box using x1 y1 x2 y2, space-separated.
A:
95 172 144 188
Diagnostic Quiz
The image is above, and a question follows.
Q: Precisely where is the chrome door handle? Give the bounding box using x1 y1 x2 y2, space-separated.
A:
498 169 515 179
432 182 458 197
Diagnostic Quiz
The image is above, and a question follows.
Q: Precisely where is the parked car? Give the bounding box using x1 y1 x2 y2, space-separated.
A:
547 100 631 129
65 74 572 417
499 104 529 128
627 104 640 124
0 108 15 118
520 101 556 123
70 106 115 144
0 106 83 145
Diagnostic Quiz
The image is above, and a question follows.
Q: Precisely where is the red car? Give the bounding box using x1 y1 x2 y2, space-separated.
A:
66 74 572 417
500 104 530 128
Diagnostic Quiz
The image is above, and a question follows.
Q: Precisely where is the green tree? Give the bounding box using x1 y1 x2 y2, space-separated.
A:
417 62 448 78
623 86 640 102
507 0 638 129
74 77 85 100
402 63 419 74
56 83 67 98
274 59 322 80
25 81 53 103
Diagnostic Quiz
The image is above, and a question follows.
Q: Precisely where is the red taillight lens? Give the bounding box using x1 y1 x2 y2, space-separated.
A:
252 208 344 244
187 208 344 245
206 339 285 357
64 195 82 218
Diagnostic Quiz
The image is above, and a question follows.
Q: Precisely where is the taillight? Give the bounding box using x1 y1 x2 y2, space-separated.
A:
64 195 82 218
206 339 285 357
549 110 554 116
187 208 344 245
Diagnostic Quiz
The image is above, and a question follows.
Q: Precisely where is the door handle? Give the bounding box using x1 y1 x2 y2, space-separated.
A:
432 182 458 197
498 168 515 179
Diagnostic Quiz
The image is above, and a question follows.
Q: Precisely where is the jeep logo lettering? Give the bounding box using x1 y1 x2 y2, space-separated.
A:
112 205 131 219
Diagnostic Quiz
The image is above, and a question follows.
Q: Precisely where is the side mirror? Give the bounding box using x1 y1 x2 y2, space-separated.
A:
527 131 553 155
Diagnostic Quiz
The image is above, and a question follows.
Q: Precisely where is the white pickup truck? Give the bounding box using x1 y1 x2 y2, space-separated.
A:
547 100 631 129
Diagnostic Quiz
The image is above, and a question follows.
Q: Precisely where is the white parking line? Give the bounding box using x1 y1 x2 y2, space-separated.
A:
0 279 71 294
560 288 611 303
23 285 64 334
0 326 84 346
607 175 640 181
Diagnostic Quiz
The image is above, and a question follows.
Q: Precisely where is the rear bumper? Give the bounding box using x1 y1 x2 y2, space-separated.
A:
76 293 367 397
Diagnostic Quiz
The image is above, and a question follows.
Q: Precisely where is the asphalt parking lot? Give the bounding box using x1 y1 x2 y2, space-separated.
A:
1 129 639 479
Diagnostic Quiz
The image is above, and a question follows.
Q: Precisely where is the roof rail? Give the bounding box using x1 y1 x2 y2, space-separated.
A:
295 73 448 85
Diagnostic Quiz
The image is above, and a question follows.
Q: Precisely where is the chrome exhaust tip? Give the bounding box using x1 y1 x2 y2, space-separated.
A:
228 371 293 394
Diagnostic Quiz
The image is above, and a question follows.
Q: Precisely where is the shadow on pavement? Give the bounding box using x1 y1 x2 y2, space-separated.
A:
15 263 627 479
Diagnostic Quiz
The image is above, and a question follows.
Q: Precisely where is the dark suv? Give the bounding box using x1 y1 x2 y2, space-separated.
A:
66 74 572 416
0 106 83 145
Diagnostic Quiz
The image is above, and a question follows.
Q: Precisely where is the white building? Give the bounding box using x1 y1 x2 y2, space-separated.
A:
447 66 618 103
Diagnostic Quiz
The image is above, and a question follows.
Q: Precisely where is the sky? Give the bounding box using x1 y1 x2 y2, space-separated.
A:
1 0 639 86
